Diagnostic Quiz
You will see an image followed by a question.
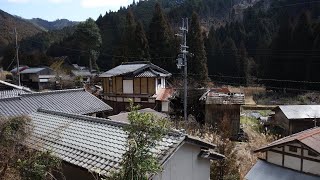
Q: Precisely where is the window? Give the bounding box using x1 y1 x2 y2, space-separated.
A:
157 78 161 86
123 80 133 94
289 146 298 153
109 78 113 93
308 150 319 157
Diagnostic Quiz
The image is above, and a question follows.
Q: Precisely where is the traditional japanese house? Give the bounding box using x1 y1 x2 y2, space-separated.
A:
100 61 172 114
246 127 320 180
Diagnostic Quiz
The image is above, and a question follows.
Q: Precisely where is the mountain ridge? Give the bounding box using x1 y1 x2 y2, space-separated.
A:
28 18 79 31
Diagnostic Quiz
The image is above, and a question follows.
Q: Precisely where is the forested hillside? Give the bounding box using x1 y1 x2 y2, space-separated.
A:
206 0 320 89
28 18 78 31
2 0 320 90
0 10 43 55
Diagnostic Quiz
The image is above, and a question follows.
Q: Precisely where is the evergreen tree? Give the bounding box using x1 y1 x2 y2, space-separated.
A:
292 11 313 82
188 12 209 86
222 37 239 77
114 10 137 64
134 21 150 60
114 10 150 64
148 3 176 72
73 18 102 70
239 41 254 85
292 11 313 51
269 12 293 81
206 26 223 76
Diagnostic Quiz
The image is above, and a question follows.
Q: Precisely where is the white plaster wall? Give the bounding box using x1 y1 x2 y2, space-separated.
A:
284 155 300 171
156 79 159 94
303 160 320 175
267 151 283 166
123 80 133 94
161 78 166 88
153 143 210 180
161 101 169 112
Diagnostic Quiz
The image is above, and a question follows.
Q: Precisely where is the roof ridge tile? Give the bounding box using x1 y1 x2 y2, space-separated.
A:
21 88 85 97
37 108 126 127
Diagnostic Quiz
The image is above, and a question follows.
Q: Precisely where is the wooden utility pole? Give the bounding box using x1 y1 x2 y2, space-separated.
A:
14 28 21 86
176 18 189 121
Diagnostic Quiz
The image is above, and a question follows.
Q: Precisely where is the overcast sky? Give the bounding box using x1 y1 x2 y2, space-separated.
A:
0 0 133 21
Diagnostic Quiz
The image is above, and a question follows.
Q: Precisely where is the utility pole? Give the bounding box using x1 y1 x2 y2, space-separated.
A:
176 18 189 121
14 28 21 86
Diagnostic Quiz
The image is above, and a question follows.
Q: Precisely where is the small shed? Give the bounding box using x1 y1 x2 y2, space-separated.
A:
20 67 55 90
200 88 245 138
272 105 320 135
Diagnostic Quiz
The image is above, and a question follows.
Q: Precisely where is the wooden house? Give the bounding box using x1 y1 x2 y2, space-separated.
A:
246 127 320 180
272 105 320 135
20 67 56 90
99 61 172 114
200 88 245 138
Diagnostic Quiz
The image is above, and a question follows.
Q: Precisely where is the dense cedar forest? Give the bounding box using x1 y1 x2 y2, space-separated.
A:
1 0 320 90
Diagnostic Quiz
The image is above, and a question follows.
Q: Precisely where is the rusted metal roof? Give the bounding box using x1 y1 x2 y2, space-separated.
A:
255 127 320 154
155 88 175 101
200 89 245 105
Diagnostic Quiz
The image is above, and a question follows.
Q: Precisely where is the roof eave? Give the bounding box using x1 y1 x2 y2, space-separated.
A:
253 139 300 153
185 135 216 149
199 150 225 160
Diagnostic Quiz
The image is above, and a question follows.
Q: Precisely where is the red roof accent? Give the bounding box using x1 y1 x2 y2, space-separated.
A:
211 88 230 94
156 88 175 101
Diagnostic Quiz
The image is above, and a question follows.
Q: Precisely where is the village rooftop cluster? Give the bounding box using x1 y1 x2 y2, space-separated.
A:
0 61 319 179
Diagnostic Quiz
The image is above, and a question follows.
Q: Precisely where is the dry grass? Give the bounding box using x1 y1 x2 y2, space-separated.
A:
235 125 275 179
174 121 275 180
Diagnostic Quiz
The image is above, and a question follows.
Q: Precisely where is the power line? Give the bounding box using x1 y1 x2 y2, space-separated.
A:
172 73 320 84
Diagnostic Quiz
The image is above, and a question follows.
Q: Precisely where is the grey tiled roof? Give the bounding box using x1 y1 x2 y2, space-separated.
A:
71 70 94 77
0 89 112 117
0 80 33 92
26 109 222 177
26 109 186 176
109 108 168 123
100 61 171 78
135 70 157 78
20 67 46 74
0 89 29 99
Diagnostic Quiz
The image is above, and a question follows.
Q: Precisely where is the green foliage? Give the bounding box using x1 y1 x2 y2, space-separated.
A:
108 100 170 180
148 3 177 73
114 10 150 64
187 12 209 86
16 151 61 180
0 116 61 180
